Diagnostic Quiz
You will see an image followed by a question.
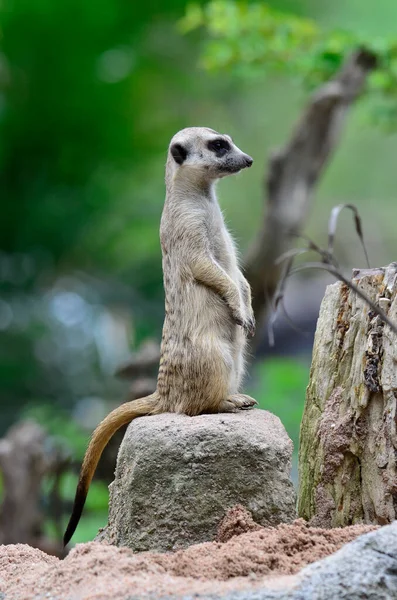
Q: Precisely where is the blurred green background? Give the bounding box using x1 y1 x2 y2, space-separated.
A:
1 0 397 544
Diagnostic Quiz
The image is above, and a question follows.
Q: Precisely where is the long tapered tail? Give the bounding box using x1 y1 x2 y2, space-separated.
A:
63 392 159 546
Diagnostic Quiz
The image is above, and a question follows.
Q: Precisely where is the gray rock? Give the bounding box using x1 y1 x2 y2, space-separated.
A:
101 409 296 552
295 520 397 600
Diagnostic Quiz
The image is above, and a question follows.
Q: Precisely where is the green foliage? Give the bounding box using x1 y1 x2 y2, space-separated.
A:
59 473 109 543
43 508 108 545
179 1 319 76
57 471 109 511
23 403 110 543
0 0 190 279
248 357 310 453
0 0 197 427
22 403 88 458
180 0 397 130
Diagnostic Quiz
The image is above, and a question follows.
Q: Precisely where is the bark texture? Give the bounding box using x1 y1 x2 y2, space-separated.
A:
0 420 68 556
298 263 397 526
0 421 50 544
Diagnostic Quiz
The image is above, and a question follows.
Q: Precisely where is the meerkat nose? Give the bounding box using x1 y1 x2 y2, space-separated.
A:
244 155 253 167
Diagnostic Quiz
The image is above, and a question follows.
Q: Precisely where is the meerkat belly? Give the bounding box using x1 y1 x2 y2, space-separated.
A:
211 227 245 304
188 278 236 338
158 278 237 413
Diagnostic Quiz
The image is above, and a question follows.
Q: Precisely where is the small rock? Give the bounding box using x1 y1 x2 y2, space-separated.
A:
101 409 296 551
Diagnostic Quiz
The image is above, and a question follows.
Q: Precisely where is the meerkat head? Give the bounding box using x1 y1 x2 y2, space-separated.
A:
167 127 253 184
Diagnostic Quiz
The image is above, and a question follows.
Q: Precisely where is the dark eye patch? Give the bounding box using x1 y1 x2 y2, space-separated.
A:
170 143 188 165
207 138 231 157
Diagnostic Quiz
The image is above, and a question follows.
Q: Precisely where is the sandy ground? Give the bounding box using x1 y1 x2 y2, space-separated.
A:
0 507 377 600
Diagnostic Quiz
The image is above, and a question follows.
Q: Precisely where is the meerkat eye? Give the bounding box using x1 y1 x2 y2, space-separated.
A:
207 138 231 157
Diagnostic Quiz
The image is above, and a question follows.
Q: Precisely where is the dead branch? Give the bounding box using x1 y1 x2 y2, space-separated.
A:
116 339 160 380
0 420 68 556
0 421 49 544
266 203 397 343
244 48 378 334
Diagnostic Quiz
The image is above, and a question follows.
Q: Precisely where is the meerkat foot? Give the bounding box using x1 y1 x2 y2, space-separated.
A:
218 400 239 413
219 394 257 412
229 393 258 409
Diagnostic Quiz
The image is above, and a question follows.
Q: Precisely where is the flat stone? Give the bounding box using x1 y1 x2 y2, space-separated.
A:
101 409 296 551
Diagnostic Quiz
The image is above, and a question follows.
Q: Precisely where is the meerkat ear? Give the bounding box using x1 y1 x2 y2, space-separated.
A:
170 143 188 165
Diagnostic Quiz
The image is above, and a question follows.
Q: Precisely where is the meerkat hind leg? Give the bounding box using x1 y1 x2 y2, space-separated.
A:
219 394 257 412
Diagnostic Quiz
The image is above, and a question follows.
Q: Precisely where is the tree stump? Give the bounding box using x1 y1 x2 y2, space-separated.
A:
0 420 68 556
298 263 397 527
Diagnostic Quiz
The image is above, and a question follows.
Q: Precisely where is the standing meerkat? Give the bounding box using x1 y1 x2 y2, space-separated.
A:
64 127 256 546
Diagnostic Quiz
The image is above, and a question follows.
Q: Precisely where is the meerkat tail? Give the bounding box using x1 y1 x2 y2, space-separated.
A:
63 392 159 547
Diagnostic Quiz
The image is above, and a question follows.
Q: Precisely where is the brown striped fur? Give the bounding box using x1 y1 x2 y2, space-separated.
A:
64 128 256 546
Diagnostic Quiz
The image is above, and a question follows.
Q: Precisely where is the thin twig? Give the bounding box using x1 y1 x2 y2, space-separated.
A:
289 262 397 336
328 203 370 268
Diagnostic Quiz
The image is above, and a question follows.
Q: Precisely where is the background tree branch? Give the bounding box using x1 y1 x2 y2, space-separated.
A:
244 49 378 336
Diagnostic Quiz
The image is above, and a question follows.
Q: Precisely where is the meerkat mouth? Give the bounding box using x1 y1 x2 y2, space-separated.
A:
221 164 250 174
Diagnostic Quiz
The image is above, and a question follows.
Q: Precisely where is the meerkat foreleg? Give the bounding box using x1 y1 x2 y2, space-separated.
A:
238 272 255 332
191 257 255 336
226 272 257 409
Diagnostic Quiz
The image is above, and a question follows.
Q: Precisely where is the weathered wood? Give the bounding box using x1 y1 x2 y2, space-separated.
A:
0 420 67 555
298 263 397 526
0 421 49 544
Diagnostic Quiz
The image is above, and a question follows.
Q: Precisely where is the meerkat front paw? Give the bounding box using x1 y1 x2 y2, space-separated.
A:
240 315 256 338
246 314 256 337
232 311 255 337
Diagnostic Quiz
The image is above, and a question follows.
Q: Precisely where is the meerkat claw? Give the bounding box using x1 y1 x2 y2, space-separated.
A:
242 318 255 338
233 313 255 337
246 317 256 338
232 312 245 328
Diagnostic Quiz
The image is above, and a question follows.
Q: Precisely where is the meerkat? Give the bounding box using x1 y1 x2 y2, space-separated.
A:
63 127 256 546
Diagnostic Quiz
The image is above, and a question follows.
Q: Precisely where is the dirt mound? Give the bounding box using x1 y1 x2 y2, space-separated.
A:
0 514 377 600
216 504 262 542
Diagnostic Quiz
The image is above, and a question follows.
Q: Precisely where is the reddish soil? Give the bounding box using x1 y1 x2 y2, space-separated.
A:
0 507 377 600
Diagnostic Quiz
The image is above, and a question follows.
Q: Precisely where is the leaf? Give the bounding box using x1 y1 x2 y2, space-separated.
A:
327 204 370 269
177 3 204 34
181 0 397 134
368 71 396 92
